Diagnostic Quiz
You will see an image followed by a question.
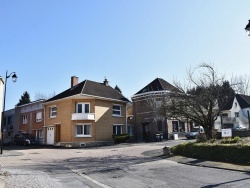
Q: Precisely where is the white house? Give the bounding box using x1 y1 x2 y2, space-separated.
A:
215 94 250 131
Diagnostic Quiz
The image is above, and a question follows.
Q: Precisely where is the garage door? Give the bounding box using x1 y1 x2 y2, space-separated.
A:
47 127 54 145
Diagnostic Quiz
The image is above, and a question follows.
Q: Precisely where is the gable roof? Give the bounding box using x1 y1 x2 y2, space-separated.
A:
46 80 130 103
236 94 250 109
221 97 234 111
134 78 177 95
222 94 250 111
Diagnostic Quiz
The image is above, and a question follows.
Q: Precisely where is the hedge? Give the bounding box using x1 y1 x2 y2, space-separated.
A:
113 134 131 144
170 142 250 164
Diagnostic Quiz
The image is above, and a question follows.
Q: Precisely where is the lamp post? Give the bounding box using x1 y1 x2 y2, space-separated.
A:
1 71 17 154
245 20 250 36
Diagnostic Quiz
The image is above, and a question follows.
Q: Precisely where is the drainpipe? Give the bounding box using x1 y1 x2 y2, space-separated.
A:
248 110 250 129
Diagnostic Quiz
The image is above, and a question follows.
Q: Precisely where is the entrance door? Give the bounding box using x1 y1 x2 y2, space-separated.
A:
142 123 150 141
47 127 54 145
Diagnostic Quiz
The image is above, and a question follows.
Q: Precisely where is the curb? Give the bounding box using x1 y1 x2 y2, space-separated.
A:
177 161 250 173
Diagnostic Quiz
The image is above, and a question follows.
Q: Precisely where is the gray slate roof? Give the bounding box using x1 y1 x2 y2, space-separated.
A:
46 80 130 103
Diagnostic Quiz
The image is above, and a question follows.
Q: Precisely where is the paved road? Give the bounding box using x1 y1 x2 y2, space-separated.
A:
1 140 250 187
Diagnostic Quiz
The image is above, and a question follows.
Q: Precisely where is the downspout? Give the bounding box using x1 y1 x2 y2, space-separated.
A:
248 110 250 129
125 103 128 134
43 104 46 144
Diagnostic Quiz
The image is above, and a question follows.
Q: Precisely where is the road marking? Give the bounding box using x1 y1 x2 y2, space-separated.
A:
73 170 112 188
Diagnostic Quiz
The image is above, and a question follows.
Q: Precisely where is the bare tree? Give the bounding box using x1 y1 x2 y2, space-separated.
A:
231 74 250 95
34 91 56 100
147 63 235 138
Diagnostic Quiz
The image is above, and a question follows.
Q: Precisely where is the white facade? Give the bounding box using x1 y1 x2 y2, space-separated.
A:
215 96 250 131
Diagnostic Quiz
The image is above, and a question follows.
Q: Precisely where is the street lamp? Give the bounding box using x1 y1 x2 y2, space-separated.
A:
1 71 18 154
245 20 250 36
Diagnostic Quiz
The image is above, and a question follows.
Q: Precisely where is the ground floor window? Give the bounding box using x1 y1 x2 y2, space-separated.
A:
113 124 123 135
127 124 134 135
157 120 162 131
75 124 91 137
39 130 43 138
179 121 185 132
172 121 178 132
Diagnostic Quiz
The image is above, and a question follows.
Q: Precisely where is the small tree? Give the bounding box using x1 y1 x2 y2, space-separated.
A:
17 91 31 106
34 91 56 100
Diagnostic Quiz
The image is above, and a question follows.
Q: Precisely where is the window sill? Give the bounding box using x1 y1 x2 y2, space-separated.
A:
49 116 57 119
112 115 124 118
75 135 92 138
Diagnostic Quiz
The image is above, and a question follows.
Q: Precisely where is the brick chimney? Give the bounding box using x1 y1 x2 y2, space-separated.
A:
71 76 79 88
103 77 109 86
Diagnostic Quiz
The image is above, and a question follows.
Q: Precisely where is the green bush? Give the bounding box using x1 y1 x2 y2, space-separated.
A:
113 134 131 144
170 142 250 164
220 136 241 144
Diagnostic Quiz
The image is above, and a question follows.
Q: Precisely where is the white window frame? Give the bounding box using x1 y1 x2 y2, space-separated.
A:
22 115 28 124
112 104 122 116
75 123 92 137
76 103 90 113
36 112 42 122
50 106 57 118
113 124 123 135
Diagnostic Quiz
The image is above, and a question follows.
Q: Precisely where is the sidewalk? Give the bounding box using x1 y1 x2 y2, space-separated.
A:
145 148 250 173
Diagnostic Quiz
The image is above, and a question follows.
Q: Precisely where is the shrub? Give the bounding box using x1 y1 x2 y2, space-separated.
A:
113 134 131 144
170 142 250 164
196 133 207 143
220 136 241 144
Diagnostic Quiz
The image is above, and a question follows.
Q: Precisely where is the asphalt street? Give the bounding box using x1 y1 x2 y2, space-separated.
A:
1 139 250 187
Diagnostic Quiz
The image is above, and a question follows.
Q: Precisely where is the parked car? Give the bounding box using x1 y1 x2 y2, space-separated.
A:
0 137 11 145
14 133 36 146
186 126 205 139
232 125 247 131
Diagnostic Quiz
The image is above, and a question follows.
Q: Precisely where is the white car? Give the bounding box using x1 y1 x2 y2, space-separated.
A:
185 126 205 139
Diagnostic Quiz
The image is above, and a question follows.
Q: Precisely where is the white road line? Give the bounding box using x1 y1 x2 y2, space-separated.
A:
73 170 112 188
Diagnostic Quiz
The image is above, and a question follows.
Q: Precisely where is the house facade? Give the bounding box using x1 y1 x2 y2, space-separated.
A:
215 94 250 131
132 78 192 141
14 100 45 144
2 108 15 141
43 76 129 147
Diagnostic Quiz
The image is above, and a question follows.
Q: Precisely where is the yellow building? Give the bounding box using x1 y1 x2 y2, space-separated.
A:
43 76 129 147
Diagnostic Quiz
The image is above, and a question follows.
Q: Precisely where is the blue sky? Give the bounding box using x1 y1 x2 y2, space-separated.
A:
0 0 250 110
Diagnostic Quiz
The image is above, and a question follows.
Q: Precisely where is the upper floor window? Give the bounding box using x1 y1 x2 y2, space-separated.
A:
50 106 57 118
235 112 239 117
22 115 28 124
76 103 90 113
113 105 122 116
36 112 42 122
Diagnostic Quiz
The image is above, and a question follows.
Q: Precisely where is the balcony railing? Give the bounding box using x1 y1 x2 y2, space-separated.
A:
71 113 95 120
